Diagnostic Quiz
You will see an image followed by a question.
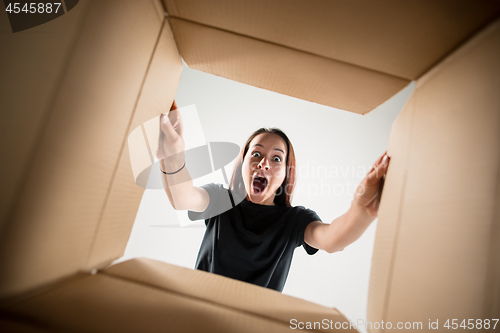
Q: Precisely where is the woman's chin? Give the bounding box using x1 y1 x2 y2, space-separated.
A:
247 188 274 205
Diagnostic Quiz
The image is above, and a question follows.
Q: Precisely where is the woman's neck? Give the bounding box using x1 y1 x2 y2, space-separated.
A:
245 194 276 206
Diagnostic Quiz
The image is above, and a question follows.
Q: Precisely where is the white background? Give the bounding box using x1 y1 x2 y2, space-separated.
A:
118 65 414 329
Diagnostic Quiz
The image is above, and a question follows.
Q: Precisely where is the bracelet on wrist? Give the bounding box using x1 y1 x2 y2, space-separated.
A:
160 161 186 175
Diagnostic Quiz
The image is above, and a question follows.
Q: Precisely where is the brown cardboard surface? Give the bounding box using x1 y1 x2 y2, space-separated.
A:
169 17 410 114
367 93 416 327
152 0 166 21
0 0 90 242
2 261 357 332
1 0 500 330
102 258 356 331
0 317 51 333
163 0 500 80
0 0 164 300
485 157 500 317
367 18 500 331
84 18 183 270
490 169 500 317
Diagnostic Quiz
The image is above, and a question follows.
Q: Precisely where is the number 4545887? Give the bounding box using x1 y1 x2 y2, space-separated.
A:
444 319 498 330
5 3 62 14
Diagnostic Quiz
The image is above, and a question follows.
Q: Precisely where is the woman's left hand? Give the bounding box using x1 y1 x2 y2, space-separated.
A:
353 152 390 218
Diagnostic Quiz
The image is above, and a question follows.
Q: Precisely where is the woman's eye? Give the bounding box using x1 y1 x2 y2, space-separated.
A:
273 156 282 162
252 152 260 157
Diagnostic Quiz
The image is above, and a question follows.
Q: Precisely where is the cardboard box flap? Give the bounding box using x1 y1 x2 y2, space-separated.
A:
164 0 500 113
0 0 91 251
2 260 357 332
169 17 410 114
164 0 500 80
0 317 50 333
0 0 182 300
84 18 183 271
367 17 500 329
102 258 357 331
1 273 302 333
366 92 417 325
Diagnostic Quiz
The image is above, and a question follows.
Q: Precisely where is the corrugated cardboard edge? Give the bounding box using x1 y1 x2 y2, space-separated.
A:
152 0 166 20
484 152 500 317
0 0 165 300
417 16 500 87
0 0 91 240
163 0 500 80
366 91 417 333
1 260 358 332
169 17 410 115
368 16 500 332
381 21 500 330
84 12 183 271
102 258 359 332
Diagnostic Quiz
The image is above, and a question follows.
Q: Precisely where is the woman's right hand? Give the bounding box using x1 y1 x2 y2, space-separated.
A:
156 100 185 161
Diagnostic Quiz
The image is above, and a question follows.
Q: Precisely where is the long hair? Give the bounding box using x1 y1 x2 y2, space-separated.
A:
229 128 296 207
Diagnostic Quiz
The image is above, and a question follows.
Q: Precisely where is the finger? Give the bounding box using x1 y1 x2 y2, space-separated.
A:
169 110 180 128
368 152 386 173
374 151 387 166
160 111 169 123
176 114 183 138
368 157 389 181
156 130 165 159
379 173 386 195
160 113 180 142
377 157 390 177
168 109 183 137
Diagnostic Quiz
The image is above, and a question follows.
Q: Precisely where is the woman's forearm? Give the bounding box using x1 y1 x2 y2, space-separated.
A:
160 154 196 210
324 201 375 253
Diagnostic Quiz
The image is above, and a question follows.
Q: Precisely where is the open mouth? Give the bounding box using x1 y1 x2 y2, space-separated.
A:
252 175 268 194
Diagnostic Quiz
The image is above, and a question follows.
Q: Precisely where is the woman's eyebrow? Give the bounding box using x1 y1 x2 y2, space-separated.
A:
253 143 285 154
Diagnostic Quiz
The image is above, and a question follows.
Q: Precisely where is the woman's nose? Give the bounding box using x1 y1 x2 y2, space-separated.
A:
258 158 270 170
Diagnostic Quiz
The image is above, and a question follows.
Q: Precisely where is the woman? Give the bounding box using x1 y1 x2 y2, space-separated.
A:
157 101 390 292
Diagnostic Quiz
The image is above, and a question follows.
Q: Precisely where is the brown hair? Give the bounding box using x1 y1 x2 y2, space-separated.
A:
229 128 296 207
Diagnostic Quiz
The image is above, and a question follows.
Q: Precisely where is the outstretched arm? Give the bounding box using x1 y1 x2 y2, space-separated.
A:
304 152 390 253
158 100 209 212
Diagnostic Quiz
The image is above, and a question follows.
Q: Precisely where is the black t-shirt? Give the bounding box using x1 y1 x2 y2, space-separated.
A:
188 183 321 292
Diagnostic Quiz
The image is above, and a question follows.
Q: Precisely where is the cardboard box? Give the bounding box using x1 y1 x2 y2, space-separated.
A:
0 0 499 331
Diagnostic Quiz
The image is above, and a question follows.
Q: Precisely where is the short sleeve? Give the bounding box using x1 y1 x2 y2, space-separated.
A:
294 206 321 255
187 183 233 223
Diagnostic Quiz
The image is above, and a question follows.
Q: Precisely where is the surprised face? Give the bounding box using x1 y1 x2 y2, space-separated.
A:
241 133 287 206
